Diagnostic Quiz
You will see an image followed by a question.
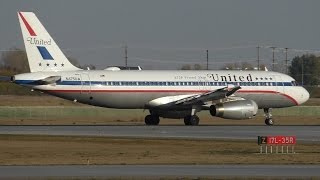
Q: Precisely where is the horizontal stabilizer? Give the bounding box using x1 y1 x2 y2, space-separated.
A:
29 76 61 85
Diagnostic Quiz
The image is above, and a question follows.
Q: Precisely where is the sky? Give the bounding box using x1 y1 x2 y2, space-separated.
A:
1 0 320 70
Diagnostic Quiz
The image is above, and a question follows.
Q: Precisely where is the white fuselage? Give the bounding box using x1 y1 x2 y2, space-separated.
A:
14 70 310 109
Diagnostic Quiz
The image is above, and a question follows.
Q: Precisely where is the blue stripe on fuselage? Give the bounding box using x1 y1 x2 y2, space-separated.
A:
15 80 296 87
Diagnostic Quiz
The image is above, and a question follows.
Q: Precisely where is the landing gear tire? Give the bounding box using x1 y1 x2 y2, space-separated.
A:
265 118 274 126
184 115 199 126
184 116 191 125
264 108 274 126
145 115 160 125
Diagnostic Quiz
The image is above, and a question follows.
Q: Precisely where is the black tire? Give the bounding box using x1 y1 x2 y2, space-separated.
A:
189 115 200 126
152 115 160 125
265 118 274 126
145 115 160 125
184 115 191 125
145 115 153 125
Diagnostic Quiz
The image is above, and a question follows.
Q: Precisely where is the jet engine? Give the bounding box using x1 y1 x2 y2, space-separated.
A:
210 100 258 120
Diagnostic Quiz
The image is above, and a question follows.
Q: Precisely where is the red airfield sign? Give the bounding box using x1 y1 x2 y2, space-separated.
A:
258 136 296 145
267 136 296 145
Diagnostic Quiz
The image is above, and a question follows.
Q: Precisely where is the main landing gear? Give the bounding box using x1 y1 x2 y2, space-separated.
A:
184 115 200 125
264 108 274 126
184 106 201 126
145 114 160 125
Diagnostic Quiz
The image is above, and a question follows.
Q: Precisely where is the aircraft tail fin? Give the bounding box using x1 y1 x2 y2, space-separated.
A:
18 12 81 72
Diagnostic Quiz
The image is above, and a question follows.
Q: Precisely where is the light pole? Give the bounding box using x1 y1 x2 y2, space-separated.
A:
124 45 128 68
301 58 304 85
285 48 288 74
257 46 260 70
270 47 276 71
206 49 209 70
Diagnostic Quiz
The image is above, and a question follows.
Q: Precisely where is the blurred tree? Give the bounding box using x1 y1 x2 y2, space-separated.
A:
222 62 259 70
67 57 96 70
67 57 81 68
193 64 203 70
289 54 320 86
0 48 29 74
180 64 203 70
0 47 96 74
181 64 191 70
81 64 96 70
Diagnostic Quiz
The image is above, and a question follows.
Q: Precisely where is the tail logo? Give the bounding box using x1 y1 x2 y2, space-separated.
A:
19 12 54 61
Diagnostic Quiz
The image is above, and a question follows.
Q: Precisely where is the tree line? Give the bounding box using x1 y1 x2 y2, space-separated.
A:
0 48 95 76
180 55 320 86
1 48 320 86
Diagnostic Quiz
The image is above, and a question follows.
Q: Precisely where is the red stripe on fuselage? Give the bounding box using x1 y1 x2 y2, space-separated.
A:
237 90 298 105
45 89 298 105
18 12 36 36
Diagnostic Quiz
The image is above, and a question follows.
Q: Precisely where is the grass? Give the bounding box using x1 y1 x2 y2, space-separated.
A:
0 106 320 125
0 134 319 165
0 95 320 125
1 95 320 106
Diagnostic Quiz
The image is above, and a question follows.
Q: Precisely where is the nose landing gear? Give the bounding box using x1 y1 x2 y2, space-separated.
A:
264 108 274 126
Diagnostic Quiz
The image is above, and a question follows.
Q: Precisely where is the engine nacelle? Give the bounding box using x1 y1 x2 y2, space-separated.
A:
210 100 258 120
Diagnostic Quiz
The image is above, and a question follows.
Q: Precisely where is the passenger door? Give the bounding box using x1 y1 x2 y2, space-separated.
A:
80 73 91 94
273 75 284 93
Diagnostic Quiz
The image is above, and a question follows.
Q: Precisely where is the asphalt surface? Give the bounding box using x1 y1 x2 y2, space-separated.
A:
0 165 319 178
1 125 319 178
0 125 319 142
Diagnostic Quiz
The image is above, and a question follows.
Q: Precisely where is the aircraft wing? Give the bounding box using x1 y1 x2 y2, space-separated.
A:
147 86 241 108
173 86 241 106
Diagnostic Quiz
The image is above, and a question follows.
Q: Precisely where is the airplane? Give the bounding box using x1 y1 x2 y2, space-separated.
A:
11 12 310 126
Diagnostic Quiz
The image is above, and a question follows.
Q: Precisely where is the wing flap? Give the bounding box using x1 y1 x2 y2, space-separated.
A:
148 86 241 109
175 86 241 106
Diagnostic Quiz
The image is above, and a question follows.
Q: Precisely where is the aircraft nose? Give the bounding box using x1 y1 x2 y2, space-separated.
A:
297 87 310 105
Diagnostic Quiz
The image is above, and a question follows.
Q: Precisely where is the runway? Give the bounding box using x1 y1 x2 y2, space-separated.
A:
0 125 319 142
0 165 319 178
1 126 319 178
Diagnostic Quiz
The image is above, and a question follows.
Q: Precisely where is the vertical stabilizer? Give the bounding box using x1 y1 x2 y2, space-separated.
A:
18 12 81 72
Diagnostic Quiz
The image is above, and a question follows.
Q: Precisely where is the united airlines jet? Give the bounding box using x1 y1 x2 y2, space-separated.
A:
12 12 310 126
